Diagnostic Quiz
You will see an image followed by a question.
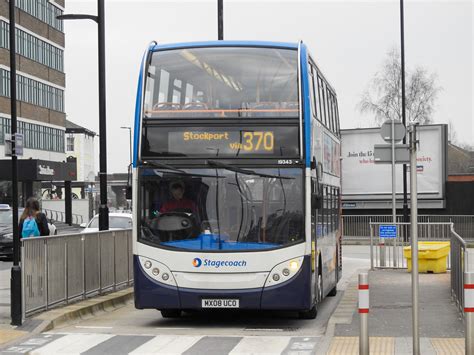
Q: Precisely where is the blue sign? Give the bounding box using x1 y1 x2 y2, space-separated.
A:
379 225 397 238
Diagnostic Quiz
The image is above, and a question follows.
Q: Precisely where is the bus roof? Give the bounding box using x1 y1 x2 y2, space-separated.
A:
151 40 299 52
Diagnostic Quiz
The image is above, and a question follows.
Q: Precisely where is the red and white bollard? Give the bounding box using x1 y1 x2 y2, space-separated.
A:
359 273 369 355
465 272 473 355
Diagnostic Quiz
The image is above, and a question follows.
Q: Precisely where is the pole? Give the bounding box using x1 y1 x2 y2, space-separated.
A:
400 0 409 227
9 0 22 326
465 272 474 355
359 273 369 355
409 124 419 355
218 0 223 40
128 128 131 166
98 0 109 231
391 119 397 267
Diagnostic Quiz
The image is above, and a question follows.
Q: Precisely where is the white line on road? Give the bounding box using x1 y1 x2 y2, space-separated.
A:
30 333 114 354
130 335 202 354
229 336 291 354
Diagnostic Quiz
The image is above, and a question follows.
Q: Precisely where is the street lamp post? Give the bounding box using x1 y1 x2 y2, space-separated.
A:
9 0 22 326
57 0 109 230
120 126 132 166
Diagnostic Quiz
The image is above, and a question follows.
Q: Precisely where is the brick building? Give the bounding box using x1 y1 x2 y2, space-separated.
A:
0 0 66 161
0 1 76 208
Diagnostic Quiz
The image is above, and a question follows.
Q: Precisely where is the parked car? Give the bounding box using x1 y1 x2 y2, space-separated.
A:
0 204 56 260
80 212 132 233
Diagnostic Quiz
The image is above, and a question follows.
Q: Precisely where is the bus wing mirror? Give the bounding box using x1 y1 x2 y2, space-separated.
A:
125 186 132 200
312 193 322 209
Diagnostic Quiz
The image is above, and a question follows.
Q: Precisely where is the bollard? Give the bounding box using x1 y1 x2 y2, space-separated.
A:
465 272 474 355
359 273 369 355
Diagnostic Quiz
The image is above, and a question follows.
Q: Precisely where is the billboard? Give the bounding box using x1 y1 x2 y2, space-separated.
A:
341 124 447 209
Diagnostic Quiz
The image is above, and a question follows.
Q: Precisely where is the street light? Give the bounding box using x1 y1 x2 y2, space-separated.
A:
120 126 132 167
57 0 109 231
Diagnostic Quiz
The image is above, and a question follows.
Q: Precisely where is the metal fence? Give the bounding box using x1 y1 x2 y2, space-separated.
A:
450 227 474 315
344 215 474 242
21 229 133 318
44 208 84 225
369 222 453 269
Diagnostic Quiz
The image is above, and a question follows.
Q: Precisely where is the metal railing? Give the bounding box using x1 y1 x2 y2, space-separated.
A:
43 208 84 225
450 226 474 316
369 222 453 269
21 229 133 318
344 215 474 242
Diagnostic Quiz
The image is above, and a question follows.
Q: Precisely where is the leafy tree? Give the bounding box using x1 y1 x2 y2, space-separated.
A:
360 48 441 126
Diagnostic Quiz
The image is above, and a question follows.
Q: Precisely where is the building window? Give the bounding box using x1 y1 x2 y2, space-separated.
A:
0 69 64 112
0 21 64 72
16 0 64 32
66 135 74 152
0 116 65 153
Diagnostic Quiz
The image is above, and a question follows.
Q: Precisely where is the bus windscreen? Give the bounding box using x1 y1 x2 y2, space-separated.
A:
144 47 299 119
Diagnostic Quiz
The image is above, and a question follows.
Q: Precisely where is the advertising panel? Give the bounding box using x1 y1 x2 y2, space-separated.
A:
341 124 447 209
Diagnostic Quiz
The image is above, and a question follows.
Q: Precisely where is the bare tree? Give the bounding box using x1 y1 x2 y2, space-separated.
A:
360 48 441 126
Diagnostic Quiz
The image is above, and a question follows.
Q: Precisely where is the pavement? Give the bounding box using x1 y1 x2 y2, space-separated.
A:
0 245 468 354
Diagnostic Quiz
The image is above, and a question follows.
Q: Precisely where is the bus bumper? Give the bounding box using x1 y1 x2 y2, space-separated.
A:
134 255 312 311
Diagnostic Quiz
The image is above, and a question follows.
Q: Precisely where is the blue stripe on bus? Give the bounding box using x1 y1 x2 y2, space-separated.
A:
151 40 299 52
299 44 312 167
133 54 146 168
161 234 279 250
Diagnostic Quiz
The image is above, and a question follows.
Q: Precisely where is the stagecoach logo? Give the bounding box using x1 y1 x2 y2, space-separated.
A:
192 257 247 268
38 165 55 176
192 258 202 267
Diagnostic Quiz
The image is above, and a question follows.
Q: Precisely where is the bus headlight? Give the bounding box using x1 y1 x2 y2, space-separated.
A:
265 257 304 288
139 256 176 287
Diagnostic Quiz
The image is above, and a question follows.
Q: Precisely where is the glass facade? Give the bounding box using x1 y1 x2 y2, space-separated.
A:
16 0 64 32
0 21 64 72
0 116 65 153
0 69 64 112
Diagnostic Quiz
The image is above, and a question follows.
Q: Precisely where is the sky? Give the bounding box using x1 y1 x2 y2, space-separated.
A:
63 0 473 173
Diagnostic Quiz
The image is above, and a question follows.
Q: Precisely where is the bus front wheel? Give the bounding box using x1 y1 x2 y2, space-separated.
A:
298 305 317 319
160 309 182 318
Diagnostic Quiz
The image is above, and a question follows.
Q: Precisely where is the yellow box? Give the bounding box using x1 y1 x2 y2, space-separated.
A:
403 242 450 273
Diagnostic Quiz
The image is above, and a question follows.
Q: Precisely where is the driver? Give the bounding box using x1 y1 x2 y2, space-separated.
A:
160 180 197 214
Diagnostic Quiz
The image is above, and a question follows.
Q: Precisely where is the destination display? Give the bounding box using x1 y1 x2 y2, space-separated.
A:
142 126 299 158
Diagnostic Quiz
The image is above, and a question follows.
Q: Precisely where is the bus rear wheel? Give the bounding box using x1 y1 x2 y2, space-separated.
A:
160 309 182 318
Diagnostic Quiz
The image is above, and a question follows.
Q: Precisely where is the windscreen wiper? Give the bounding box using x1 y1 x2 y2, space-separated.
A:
206 160 293 180
141 160 185 173
140 161 225 178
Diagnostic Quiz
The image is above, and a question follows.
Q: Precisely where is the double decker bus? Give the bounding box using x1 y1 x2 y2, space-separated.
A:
132 41 342 319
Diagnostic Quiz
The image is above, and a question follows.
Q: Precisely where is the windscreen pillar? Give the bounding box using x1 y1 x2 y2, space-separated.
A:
65 181 72 225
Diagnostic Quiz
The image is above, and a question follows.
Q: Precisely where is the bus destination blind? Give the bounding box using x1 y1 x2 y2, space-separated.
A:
143 126 299 158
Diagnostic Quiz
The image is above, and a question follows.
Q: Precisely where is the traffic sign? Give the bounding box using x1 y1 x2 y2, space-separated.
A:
380 119 406 143
374 144 410 164
379 225 397 238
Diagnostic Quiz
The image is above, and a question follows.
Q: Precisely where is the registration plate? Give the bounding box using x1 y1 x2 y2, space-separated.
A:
201 298 239 308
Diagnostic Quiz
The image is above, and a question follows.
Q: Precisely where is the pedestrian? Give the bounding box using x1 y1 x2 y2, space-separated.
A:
19 197 50 237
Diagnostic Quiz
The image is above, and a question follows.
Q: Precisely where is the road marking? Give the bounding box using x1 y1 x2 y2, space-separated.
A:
129 335 202 354
244 328 285 332
229 336 291 355
75 326 114 329
30 334 114 354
